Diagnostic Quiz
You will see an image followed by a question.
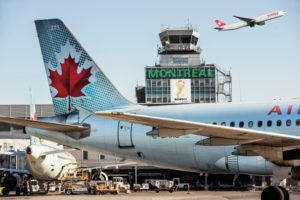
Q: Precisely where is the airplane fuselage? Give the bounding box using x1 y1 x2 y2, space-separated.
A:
219 21 248 31
26 144 77 180
27 100 300 175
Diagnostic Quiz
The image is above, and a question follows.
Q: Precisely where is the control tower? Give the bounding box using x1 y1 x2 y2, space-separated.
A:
158 27 202 67
136 26 232 105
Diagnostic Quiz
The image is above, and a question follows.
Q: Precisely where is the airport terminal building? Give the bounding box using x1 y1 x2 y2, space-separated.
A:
136 27 232 105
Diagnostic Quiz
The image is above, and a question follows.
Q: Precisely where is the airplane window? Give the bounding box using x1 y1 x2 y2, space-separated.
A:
230 122 235 127
267 120 272 127
257 121 263 127
239 121 244 128
286 119 292 127
248 121 253 128
276 120 282 127
296 119 300 126
221 122 226 126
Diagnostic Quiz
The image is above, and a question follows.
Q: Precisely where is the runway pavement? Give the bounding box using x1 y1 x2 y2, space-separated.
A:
1 191 300 200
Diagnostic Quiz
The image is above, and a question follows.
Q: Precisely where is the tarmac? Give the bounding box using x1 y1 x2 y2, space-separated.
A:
1 191 300 200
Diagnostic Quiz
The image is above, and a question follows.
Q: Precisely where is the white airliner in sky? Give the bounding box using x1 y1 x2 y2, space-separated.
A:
0 19 298 200
215 10 286 31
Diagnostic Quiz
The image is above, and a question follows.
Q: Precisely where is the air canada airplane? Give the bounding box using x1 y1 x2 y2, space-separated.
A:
215 10 286 31
0 19 299 200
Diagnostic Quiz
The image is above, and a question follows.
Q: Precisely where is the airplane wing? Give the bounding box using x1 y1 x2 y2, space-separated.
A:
0 116 90 139
233 16 254 23
95 111 300 147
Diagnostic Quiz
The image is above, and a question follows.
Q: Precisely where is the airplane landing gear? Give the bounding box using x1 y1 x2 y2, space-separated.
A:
261 186 289 200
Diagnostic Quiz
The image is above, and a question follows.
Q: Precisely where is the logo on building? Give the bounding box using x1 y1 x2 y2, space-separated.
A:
146 67 214 79
170 79 191 103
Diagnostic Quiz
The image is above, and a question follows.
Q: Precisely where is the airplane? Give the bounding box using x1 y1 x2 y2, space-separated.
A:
0 18 298 200
214 10 286 31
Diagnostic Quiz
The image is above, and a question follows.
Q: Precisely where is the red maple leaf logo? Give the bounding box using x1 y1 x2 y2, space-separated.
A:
48 54 92 110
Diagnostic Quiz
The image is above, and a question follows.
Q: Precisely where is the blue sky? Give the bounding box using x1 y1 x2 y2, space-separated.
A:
0 0 299 104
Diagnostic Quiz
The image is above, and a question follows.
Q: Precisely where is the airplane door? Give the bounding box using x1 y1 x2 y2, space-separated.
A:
117 121 134 148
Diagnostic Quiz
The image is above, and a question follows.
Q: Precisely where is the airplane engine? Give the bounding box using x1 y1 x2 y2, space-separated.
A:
249 23 256 27
215 155 273 175
257 21 265 26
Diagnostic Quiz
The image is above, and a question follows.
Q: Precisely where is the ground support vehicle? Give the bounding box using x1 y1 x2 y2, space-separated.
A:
132 183 149 192
63 180 89 195
173 178 190 190
112 177 130 193
145 179 175 193
93 180 119 195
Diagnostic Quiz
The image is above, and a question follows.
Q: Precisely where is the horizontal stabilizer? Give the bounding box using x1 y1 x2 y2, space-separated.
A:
233 16 254 23
0 116 89 139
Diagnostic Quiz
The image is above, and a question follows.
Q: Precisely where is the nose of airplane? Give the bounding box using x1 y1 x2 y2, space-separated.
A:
26 146 32 155
25 145 41 159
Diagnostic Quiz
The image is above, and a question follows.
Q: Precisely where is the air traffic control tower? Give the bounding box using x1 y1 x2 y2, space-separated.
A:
136 26 232 105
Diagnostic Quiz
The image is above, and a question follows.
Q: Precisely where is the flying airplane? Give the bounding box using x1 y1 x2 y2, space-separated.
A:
214 10 286 31
0 19 298 200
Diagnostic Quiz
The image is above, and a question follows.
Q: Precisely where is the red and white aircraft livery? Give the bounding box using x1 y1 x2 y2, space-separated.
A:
215 10 286 31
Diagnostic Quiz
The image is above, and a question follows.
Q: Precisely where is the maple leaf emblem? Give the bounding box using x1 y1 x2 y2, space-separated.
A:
48 54 92 111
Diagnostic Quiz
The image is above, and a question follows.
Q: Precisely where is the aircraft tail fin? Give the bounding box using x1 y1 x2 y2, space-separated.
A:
35 19 134 115
215 19 226 27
